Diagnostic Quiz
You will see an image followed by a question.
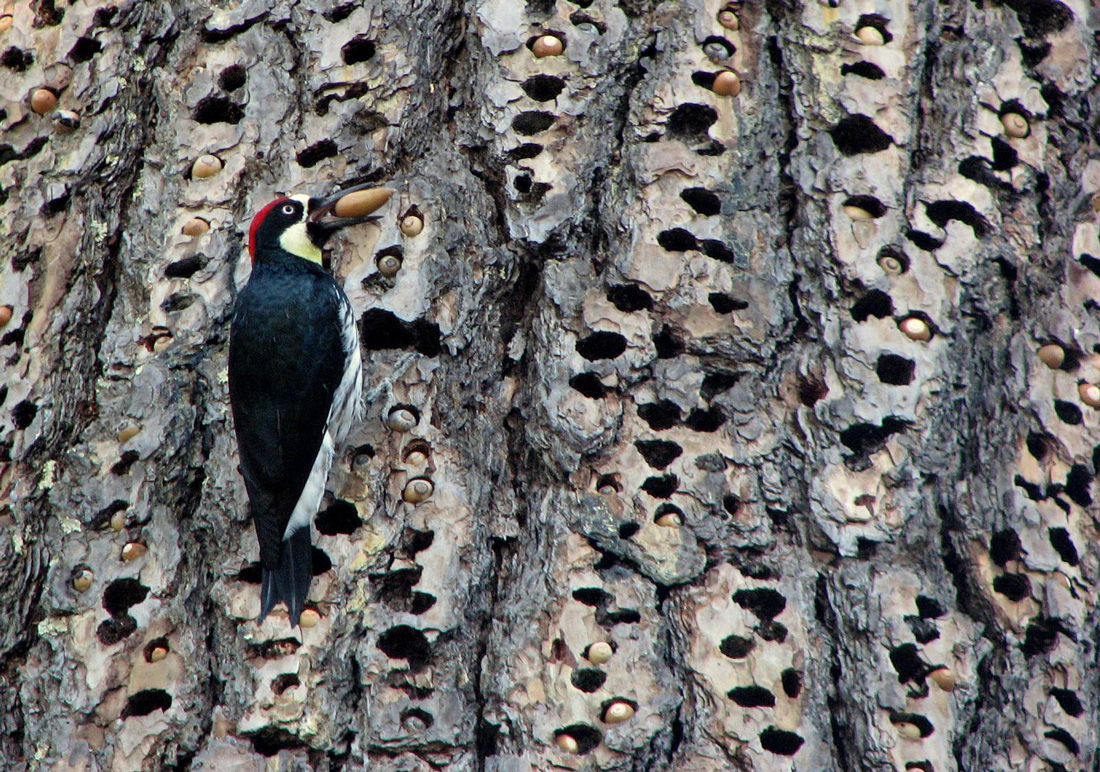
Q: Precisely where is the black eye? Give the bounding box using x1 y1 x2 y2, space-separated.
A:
282 204 296 215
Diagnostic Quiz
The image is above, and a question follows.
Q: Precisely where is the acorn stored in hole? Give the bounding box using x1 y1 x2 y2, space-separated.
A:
117 425 141 443
855 26 885 45
181 217 210 237
843 204 875 221
1079 383 1100 408
555 734 579 754
110 511 126 531
30 88 58 115
895 721 922 740
712 71 741 97
299 608 322 628
121 542 147 561
603 701 635 724
655 512 682 527
877 252 905 275
191 154 223 180
532 35 564 58
403 477 434 503
71 567 94 593
0 305 12 328
929 667 956 692
1037 344 1064 370
587 641 613 664
333 187 394 218
377 253 402 278
1001 112 1029 139
400 214 424 237
0 14 11 33
717 9 739 30
52 109 80 133
148 644 169 663
386 407 418 433
899 317 931 342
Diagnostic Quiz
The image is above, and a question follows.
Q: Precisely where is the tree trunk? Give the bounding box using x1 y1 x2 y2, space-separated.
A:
1 0 1095 770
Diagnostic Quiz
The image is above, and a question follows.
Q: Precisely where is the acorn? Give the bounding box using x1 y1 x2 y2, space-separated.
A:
555 734 579 754
1037 343 1064 369
1001 112 1029 139
299 608 322 628
117 425 141 443
717 9 739 30
405 448 429 466
895 721 922 740
0 14 11 33
333 187 394 218
843 204 875 221
855 26 885 45
0 305 12 328
877 251 906 275
52 110 80 133
898 316 931 342
400 214 424 237
403 477 434 504
655 512 682 527
147 644 169 663
71 567 94 593
703 41 732 62
603 701 635 724
377 253 403 278
191 154 223 180
109 511 126 531
532 35 564 58
121 542 147 561
181 217 210 237
712 71 741 97
1079 383 1100 408
586 641 613 664
386 407 418 433
929 667 956 692
30 88 58 116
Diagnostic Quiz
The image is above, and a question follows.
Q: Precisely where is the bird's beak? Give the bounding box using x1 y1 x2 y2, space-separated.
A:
307 183 394 246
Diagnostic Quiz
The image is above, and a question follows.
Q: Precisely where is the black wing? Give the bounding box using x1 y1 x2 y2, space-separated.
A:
228 268 347 569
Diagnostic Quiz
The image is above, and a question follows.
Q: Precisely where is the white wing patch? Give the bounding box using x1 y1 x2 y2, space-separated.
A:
284 287 363 540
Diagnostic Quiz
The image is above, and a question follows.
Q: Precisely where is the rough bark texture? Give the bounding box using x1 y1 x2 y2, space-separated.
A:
1 0 1097 770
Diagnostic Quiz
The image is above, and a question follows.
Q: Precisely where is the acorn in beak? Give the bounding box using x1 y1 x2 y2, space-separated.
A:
307 183 394 247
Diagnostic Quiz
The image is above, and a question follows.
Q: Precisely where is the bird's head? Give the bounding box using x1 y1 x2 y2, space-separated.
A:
248 183 393 264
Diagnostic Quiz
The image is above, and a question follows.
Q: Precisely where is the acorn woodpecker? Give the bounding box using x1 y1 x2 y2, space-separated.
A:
229 183 387 625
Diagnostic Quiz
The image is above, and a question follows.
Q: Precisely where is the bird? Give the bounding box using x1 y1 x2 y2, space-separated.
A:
228 182 391 625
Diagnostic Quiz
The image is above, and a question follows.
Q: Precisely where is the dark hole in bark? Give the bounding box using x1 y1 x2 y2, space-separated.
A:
606 284 653 312
1022 617 1063 657
781 668 802 698
316 500 362 535
513 174 532 193
759 727 804 755
570 373 606 398
165 254 209 279
722 495 741 516
728 685 775 707
906 228 944 251
297 139 338 168
635 439 683 470
1048 527 1079 566
686 406 725 432
889 643 927 683
840 61 885 80
700 240 735 262
701 34 735 57
323 3 357 21
990 528 1021 566
905 616 939 643
573 587 613 607
757 620 788 642
521 74 566 101
236 562 262 584
342 35 376 64
576 331 627 361
111 450 140 475
618 522 640 539
1044 728 1079 755
1054 400 1082 425
701 372 738 401
43 191 71 216
925 200 989 236
570 10 605 29
360 309 441 355
1004 0 1072 37
89 500 129 530
272 673 300 695
1 47 34 71
876 353 915 385
1014 475 1044 501
311 546 332 576
720 635 754 659
12 400 36 429
657 228 699 252
248 726 306 757
68 36 102 63
991 137 1018 170
554 725 602 754
733 588 785 620
1051 688 1083 717
1064 464 1092 506
219 64 246 91
1080 254 1100 278
641 474 678 498
798 374 828 406
654 503 683 521
843 195 887 218
603 609 641 625
851 289 893 321
103 578 149 617
993 572 1031 601
915 595 945 618
890 712 934 738
94 7 118 26
377 625 431 672
708 293 748 313
839 417 908 456
571 668 607 692
830 115 893 155
666 103 718 140
654 325 685 358
507 142 544 160
121 690 172 719
193 96 243 124
959 156 1008 190
97 615 137 645
638 400 681 430
856 13 893 39
161 292 196 313
681 187 721 216
512 111 556 135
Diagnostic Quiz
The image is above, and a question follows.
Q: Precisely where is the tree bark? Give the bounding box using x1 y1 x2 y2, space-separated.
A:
1 0 1096 770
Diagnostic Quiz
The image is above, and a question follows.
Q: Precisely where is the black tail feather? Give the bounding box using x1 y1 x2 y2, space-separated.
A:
259 527 313 626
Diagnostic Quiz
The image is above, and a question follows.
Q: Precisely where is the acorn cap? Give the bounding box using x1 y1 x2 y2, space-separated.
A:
532 35 564 58
30 88 58 115
1037 343 1064 369
1001 112 1029 139
1079 383 1100 408
899 317 931 342
191 154 223 180
586 641 613 664
603 701 635 724
333 187 394 218
712 71 741 97
403 477 434 503
400 214 424 237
